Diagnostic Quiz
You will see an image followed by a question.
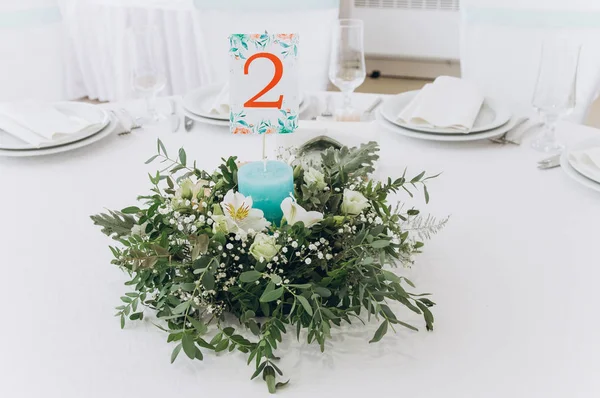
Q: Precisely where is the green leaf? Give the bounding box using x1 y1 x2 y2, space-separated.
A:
260 287 284 303
121 206 141 214
296 295 313 316
214 339 229 352
313 287 331 298
202 272 215 291
275 380 290 390
251 361 267 380
369 320 388 343
188 318 208 334
145 154 159 164
210 332 223 346
371 240 391 249
239 270 262 283
382 270 401 283
170 344 182 363
182 334 197 359
178 148 187 166
172 301 190 314
424 185 430 204
157 139 168 157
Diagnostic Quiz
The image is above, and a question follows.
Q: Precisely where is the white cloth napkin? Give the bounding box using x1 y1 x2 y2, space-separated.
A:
398 76 484 133
209 83 230 116
569 146 600 176
0 101 102 147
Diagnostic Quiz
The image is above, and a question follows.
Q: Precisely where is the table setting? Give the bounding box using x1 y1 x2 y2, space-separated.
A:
1 15 600 398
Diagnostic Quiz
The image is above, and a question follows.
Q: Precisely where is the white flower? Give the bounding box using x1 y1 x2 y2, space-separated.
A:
130 222 148 236
249 233 281 262
291 241 298 248
220 190 270 239
280 197 324 229
341 189 370 216
325 253 333 260
304 167 326 189
212 215 237 235
175 179 208 201
305 258 312 264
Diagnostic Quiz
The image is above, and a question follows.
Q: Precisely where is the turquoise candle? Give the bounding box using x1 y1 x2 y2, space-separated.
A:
238 160 294 224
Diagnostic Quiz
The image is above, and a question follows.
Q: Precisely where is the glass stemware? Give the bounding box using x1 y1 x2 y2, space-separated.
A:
328 19 366 119
531 39 581 153
127 25 167 125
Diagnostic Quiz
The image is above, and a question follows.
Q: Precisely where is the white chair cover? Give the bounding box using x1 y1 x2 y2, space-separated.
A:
0 1 67 101
192 0 339 92
460 1 600 123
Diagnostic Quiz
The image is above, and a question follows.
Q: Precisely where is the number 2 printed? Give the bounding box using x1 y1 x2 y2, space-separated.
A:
243 52 284 109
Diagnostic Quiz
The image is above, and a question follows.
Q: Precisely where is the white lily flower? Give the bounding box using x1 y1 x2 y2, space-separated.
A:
280 197 324 228
220 190 270 239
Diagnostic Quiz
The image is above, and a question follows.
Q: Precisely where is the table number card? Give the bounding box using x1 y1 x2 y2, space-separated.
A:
229 33 299 135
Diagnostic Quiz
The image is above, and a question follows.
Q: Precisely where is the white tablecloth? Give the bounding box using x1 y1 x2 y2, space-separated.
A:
1 93 599 397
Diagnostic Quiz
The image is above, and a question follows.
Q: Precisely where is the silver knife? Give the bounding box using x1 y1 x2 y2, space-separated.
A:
184 116 194 132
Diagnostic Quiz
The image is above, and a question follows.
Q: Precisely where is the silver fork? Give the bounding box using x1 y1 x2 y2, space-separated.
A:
110 110 133 136
120 108 142 132
489 117 528 144
537 154 562 170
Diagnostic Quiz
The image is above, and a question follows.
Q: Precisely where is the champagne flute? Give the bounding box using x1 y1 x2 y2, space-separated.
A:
329 19 366 118
127 25 167 125
531 39 581 153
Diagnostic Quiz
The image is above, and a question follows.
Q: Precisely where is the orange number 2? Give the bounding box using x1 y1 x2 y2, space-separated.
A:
243 52 284 109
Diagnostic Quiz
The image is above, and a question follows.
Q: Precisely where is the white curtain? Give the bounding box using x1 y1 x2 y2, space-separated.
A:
53 0 339 102
461 0 600 123
59 0 210 102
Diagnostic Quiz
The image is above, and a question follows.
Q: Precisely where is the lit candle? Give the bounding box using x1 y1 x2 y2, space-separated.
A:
238 160 294 224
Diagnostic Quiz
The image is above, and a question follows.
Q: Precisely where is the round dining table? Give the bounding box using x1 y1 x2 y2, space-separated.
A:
0 92 599 397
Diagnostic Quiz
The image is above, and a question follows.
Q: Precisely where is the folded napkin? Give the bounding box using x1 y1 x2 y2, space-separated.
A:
209 83 230 116
569 146 600 173
398 76 484 133
0 101 102 147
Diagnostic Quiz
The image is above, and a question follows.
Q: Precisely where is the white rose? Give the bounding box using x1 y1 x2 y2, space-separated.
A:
212 215 238 235
175 179 209 201
341 189 370 216
304 167 326 190
249 233 281 262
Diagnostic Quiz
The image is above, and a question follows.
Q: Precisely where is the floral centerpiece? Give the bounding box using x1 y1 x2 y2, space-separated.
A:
91 140 446 393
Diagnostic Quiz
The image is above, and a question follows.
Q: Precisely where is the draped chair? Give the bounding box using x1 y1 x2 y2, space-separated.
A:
460 2 600 123
0 1 67 101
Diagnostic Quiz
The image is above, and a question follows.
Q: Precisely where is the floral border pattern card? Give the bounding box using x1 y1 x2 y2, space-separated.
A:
229 33 299 135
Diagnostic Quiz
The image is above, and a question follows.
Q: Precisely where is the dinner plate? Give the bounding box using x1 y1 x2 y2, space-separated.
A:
377 110 517 142
0 114 117 157
560 150 600 193
0 102 109 150
183 109 229 127
380 90 511 134
565 137 600 184
183 83 307 121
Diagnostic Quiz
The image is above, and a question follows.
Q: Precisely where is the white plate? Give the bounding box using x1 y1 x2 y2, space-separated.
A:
183 109 229 127
565 137 600 184
0 114 117 157
183 83 307 121
560 150 600 193
380 90 511 134
0 102 109 150
377 110 518 142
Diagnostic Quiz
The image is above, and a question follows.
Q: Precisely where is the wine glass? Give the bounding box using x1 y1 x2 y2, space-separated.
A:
127 25 167 125
531 39 581 153
329 19 366 119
